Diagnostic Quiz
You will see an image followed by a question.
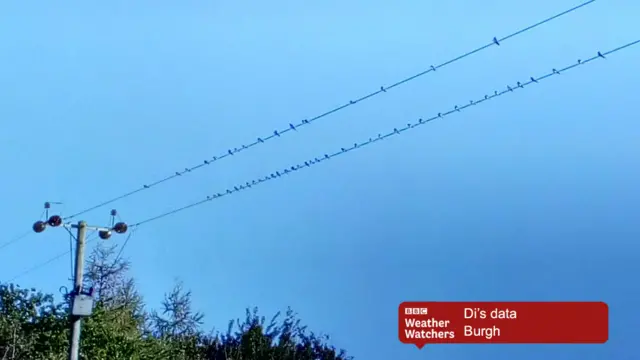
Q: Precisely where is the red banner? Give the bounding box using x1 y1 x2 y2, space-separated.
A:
398 301 608 348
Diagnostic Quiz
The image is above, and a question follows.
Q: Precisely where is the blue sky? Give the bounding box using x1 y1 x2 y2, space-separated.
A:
1 1 638 359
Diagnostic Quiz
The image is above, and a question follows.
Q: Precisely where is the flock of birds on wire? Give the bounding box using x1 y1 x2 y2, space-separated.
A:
2 0 638 281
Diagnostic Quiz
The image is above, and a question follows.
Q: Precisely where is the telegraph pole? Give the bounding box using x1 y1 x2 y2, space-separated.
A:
33 204 128 360
68 220 87 360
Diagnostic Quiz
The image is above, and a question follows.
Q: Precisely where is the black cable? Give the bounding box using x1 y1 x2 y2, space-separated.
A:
0 208 47 252
129 41 638 228
115 229 136 263
9 39 636 282
6 232 100 283
0 230 32 252
62 0 596 221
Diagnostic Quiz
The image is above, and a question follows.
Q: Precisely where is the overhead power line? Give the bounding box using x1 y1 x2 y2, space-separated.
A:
7 39 637 282
0 230 32 252
62 0 596 221
127 40 638 227
5 232 100 283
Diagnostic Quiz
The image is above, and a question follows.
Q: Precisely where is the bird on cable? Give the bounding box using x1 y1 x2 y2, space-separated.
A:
289 123 296 131
380 86 386 92
597 51 605 59
493 37 500 45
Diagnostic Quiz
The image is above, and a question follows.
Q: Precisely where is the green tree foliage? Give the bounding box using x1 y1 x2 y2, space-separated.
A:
0 244 352 360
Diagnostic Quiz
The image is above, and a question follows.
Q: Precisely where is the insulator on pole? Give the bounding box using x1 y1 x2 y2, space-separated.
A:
47 215 62 227
33 221 46 233
113 222 128 234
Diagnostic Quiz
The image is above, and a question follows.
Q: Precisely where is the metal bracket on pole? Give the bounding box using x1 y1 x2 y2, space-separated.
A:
32 209 128 360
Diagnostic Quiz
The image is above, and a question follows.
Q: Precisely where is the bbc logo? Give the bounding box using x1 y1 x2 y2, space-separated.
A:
405 307 428 315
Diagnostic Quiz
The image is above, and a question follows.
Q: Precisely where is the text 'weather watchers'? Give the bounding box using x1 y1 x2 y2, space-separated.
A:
398 301 608 349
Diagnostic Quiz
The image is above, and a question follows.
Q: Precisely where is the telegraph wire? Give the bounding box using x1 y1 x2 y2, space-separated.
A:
0 208 48 251
0 230 32 252
8 39 636 282
6 232 100 283
128 41 639 228
112 228 138 266
62 0 596 221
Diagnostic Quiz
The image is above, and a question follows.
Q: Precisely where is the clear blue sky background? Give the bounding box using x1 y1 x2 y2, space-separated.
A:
1 1 638 359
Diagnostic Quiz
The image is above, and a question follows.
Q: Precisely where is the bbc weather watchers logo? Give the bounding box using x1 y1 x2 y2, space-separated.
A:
405 307 428 315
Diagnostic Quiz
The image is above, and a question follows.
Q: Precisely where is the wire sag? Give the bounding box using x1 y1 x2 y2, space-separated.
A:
9 39 637 281
62 0 597 221
129 40 639 228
